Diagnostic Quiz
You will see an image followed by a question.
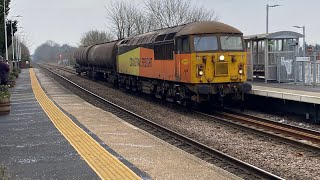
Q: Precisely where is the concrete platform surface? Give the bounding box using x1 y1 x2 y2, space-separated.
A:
249 81 320 104
34 68 241 180
0 69 98 179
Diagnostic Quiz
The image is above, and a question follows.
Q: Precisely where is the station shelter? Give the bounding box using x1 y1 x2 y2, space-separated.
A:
245 31 304 83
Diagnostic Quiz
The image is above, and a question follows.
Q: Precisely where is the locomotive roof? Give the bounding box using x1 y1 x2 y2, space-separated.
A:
114 21 242 46
175 21 242 37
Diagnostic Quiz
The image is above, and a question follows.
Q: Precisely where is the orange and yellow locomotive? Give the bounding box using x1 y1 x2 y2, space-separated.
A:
75 21 251 104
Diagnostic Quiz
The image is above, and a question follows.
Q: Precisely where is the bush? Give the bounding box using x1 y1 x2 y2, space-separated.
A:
12 67 20 73
8 74 16 81
0 166 8 180
0 85 11 100
12 67 19 77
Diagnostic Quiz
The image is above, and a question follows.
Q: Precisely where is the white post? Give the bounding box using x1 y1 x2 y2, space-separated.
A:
10 20 15 65
293 25 306 56
250 40 254 80
313 52 317 86
17 39 20 60
265 39 269 83
19 40 21 61
266 5 269 34
15 35 18 60
3 0 8 61
303 26 306 57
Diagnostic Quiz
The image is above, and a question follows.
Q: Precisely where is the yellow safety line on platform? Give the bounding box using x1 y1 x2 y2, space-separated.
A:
29 69 141 180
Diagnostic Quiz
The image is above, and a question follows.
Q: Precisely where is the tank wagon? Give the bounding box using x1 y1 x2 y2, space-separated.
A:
74 21 252 104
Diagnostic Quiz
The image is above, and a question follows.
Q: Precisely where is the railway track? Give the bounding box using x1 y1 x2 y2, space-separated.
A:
47 64 77 74
216 110 320 145
195 109 320 152
49 64 320 153
39 64 283 179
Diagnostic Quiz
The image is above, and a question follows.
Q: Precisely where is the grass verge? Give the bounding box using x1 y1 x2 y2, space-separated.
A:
0 166 8 180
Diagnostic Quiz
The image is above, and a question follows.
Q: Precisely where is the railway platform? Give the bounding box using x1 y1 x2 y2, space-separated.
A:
249 81 320 104
0 68 240 179
247 81 320 123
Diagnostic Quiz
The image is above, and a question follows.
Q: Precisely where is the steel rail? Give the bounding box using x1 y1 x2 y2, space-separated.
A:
196 110 320 152
220 109 320 144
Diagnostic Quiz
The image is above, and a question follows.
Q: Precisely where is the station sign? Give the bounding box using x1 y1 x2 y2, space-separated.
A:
296 57 310 62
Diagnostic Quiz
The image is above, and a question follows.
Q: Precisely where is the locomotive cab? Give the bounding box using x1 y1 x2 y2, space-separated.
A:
191 34 246 82
174 22 252 102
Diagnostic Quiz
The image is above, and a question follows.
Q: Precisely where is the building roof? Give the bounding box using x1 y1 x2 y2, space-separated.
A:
244 31 304 40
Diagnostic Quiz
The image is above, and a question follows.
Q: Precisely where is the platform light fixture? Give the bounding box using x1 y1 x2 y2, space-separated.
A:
293 25 306 57
3 0 8 61
266 4 281 34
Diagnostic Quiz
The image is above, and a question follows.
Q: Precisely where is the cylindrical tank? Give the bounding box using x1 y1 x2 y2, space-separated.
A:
74 47 82 60
88 41 118 69
75 46 93 66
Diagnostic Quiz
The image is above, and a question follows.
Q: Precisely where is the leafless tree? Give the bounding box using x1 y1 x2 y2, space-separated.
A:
80 30 114 46
33 40 77 64
187 6 218 22
106 0 140 39
8 39 31 61
105 0 218 38
134 11 158 35
106 1 125 39
45 40 60 47
144 0 218 28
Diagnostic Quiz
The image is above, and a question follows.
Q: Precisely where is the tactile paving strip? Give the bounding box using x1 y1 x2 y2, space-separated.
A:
29 69 141 180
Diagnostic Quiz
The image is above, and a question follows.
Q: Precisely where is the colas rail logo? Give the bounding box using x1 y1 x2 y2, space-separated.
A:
130 57 153 67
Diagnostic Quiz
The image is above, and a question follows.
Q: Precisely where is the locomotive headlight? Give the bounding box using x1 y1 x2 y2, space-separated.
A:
199 70 204 76
239 69 243 74
219 55 225 61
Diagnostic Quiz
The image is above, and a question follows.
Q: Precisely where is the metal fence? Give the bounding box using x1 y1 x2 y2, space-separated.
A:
271 51 295 82
246 51 320 86
276 54 320 85
295 55 320 85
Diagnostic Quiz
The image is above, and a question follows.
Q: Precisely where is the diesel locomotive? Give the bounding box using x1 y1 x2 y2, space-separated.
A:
74 21 252 105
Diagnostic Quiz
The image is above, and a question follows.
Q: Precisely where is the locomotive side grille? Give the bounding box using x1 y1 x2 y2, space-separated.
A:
215 62 229 76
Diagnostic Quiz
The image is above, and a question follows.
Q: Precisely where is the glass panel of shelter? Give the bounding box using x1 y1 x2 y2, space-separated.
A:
248 38 298 80
268 38 297 82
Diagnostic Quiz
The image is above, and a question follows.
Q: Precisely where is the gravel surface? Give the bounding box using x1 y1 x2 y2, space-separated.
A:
43 66 320 180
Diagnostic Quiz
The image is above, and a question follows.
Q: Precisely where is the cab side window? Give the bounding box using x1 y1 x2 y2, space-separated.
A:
175 37 190 53
182 37 190 52
175 38 182 53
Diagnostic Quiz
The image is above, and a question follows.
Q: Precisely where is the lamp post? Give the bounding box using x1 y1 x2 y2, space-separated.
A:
15 28 22 61
9 15 22 67
293 25 306 56
3 0 8 61
17 34 25 64
266 4 281 34
10 20 13 61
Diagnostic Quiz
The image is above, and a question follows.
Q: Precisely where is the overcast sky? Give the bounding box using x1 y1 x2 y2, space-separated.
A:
9 0 319 53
